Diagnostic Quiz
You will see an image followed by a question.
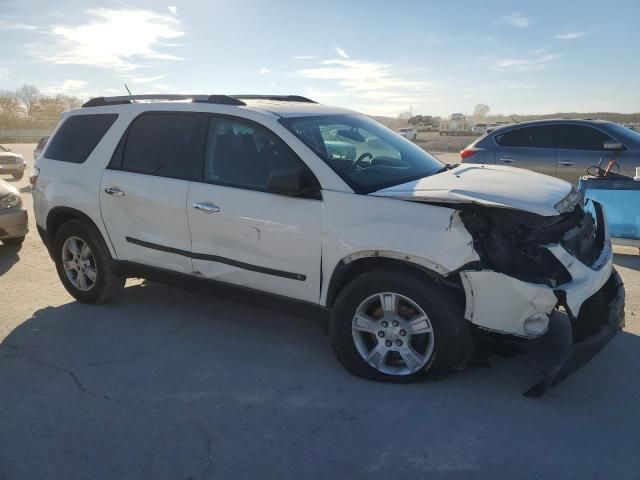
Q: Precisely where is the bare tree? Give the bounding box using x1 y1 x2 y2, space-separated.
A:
473 104 490 119
0 91 22 121
17 84 40 119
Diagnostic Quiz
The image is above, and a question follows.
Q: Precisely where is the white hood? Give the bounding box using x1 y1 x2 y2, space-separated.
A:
372 164 573 217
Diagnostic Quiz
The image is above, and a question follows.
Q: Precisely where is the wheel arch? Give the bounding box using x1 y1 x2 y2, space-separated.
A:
45 207 116 258
324 251 461 309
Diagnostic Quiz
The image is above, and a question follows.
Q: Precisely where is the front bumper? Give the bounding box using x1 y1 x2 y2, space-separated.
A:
0 205 28 240
524 269 625 397
460 201 625 395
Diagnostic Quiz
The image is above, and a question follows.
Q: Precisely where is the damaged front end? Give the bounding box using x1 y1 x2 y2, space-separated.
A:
454 200 625 396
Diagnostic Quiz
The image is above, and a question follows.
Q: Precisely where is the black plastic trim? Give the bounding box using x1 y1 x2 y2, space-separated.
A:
233 95 317 104
125 236 306 281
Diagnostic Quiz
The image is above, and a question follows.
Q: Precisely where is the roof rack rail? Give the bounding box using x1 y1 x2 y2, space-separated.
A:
233 95 317 104
82 94 246 108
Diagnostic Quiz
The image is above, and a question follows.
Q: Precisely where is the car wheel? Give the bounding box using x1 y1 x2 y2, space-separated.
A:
53 220 125 304
330 269 473 382
2 236 25 246
12 172 24 180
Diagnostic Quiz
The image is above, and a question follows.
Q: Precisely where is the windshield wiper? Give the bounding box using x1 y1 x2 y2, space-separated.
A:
435 163 453 174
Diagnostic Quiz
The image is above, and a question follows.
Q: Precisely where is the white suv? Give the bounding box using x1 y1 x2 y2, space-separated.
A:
32 94 624 395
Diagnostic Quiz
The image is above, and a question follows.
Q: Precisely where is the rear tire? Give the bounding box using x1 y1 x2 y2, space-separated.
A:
52 220 124 304
330 269 473 383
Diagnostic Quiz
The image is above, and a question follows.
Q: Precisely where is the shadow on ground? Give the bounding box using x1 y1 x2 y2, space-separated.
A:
1 281 639 479
0 242 22 276
614 252 640 271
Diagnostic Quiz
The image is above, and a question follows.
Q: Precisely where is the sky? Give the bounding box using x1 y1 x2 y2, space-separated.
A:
0 0 638 117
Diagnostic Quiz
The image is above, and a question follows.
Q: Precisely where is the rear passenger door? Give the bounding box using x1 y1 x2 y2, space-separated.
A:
187 115 322 303
493 125 557 177
100 112 205 274
555 124 615 183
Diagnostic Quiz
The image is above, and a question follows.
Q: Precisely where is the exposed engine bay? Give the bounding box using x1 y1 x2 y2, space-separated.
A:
458 201 603 288
439 200 624 396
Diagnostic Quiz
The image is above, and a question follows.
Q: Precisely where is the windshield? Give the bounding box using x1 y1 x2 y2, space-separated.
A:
608 123 640 146
280 114 444 193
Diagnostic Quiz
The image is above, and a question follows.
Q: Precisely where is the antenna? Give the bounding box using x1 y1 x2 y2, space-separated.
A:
124 84 132 95
510 114 518 123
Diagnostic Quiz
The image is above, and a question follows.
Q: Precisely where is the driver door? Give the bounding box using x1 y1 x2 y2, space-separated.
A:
187 115 322 303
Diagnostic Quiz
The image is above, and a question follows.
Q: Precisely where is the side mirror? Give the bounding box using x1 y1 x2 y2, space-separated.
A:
267 166 321 199
604 140 624 151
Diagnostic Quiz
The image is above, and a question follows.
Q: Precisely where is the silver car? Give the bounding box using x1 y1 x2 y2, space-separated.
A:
0 178 28 246
460 119 640 183
0 144 27 180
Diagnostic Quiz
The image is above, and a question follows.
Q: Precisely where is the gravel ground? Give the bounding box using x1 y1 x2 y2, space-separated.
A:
1 144 639 479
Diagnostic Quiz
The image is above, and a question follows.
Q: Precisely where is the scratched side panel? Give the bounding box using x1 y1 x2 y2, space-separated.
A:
187 182 322 303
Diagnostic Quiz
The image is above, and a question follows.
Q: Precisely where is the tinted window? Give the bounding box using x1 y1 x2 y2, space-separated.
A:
121 113 202 179
556 125 611 150
45 114 118 163
495 126 553 148
607 123 640 145
204 117 307 190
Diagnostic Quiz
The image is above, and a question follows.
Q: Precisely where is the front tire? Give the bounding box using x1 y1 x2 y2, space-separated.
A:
12 172 24 180
330 269 473 382
52 220 125 304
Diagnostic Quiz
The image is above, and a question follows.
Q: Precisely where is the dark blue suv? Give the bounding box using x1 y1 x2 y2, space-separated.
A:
460 119 640 183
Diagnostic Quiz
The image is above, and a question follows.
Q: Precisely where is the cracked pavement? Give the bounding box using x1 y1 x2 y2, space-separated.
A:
1 144 640 479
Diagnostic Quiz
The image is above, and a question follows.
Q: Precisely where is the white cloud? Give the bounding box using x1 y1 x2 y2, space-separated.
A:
258 67 271 74
0 20 38 31
28 8 184 71
0 67 8 80
131 74 167 83
41 79 89 95
493 13 530 28
151 83 170 90
491 50 561 72
293 55 317 60
335 47 349 59
167 6 177 15
555 31 589 40
298 57 435 115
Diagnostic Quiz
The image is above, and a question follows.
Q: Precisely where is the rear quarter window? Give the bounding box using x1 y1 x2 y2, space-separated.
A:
494 125 553 148
45 114 118 164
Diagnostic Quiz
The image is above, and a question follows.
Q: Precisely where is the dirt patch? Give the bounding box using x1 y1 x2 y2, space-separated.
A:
414 131 480 153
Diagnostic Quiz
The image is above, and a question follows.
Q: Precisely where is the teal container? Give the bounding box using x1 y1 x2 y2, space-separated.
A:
578 177 640 240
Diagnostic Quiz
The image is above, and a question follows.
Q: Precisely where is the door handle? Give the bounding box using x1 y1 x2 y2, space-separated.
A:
499 158 515 164
192 202 220 213
104 187 125 196
558 161 576 166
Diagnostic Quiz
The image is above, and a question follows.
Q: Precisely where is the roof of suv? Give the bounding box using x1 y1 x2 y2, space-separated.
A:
488 118 614 134
242 99 354 118
80 94 355 119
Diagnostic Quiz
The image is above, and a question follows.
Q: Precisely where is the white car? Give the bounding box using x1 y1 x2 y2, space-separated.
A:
397 127 417 140
32 94 624 395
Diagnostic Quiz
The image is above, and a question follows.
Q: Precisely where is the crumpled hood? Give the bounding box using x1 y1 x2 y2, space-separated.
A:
372 164 572 216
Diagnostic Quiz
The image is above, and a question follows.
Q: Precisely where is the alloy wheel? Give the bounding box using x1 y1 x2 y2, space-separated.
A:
351 292 435 375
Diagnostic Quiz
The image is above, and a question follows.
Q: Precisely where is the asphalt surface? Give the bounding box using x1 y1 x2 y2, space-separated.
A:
1 144 639 479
